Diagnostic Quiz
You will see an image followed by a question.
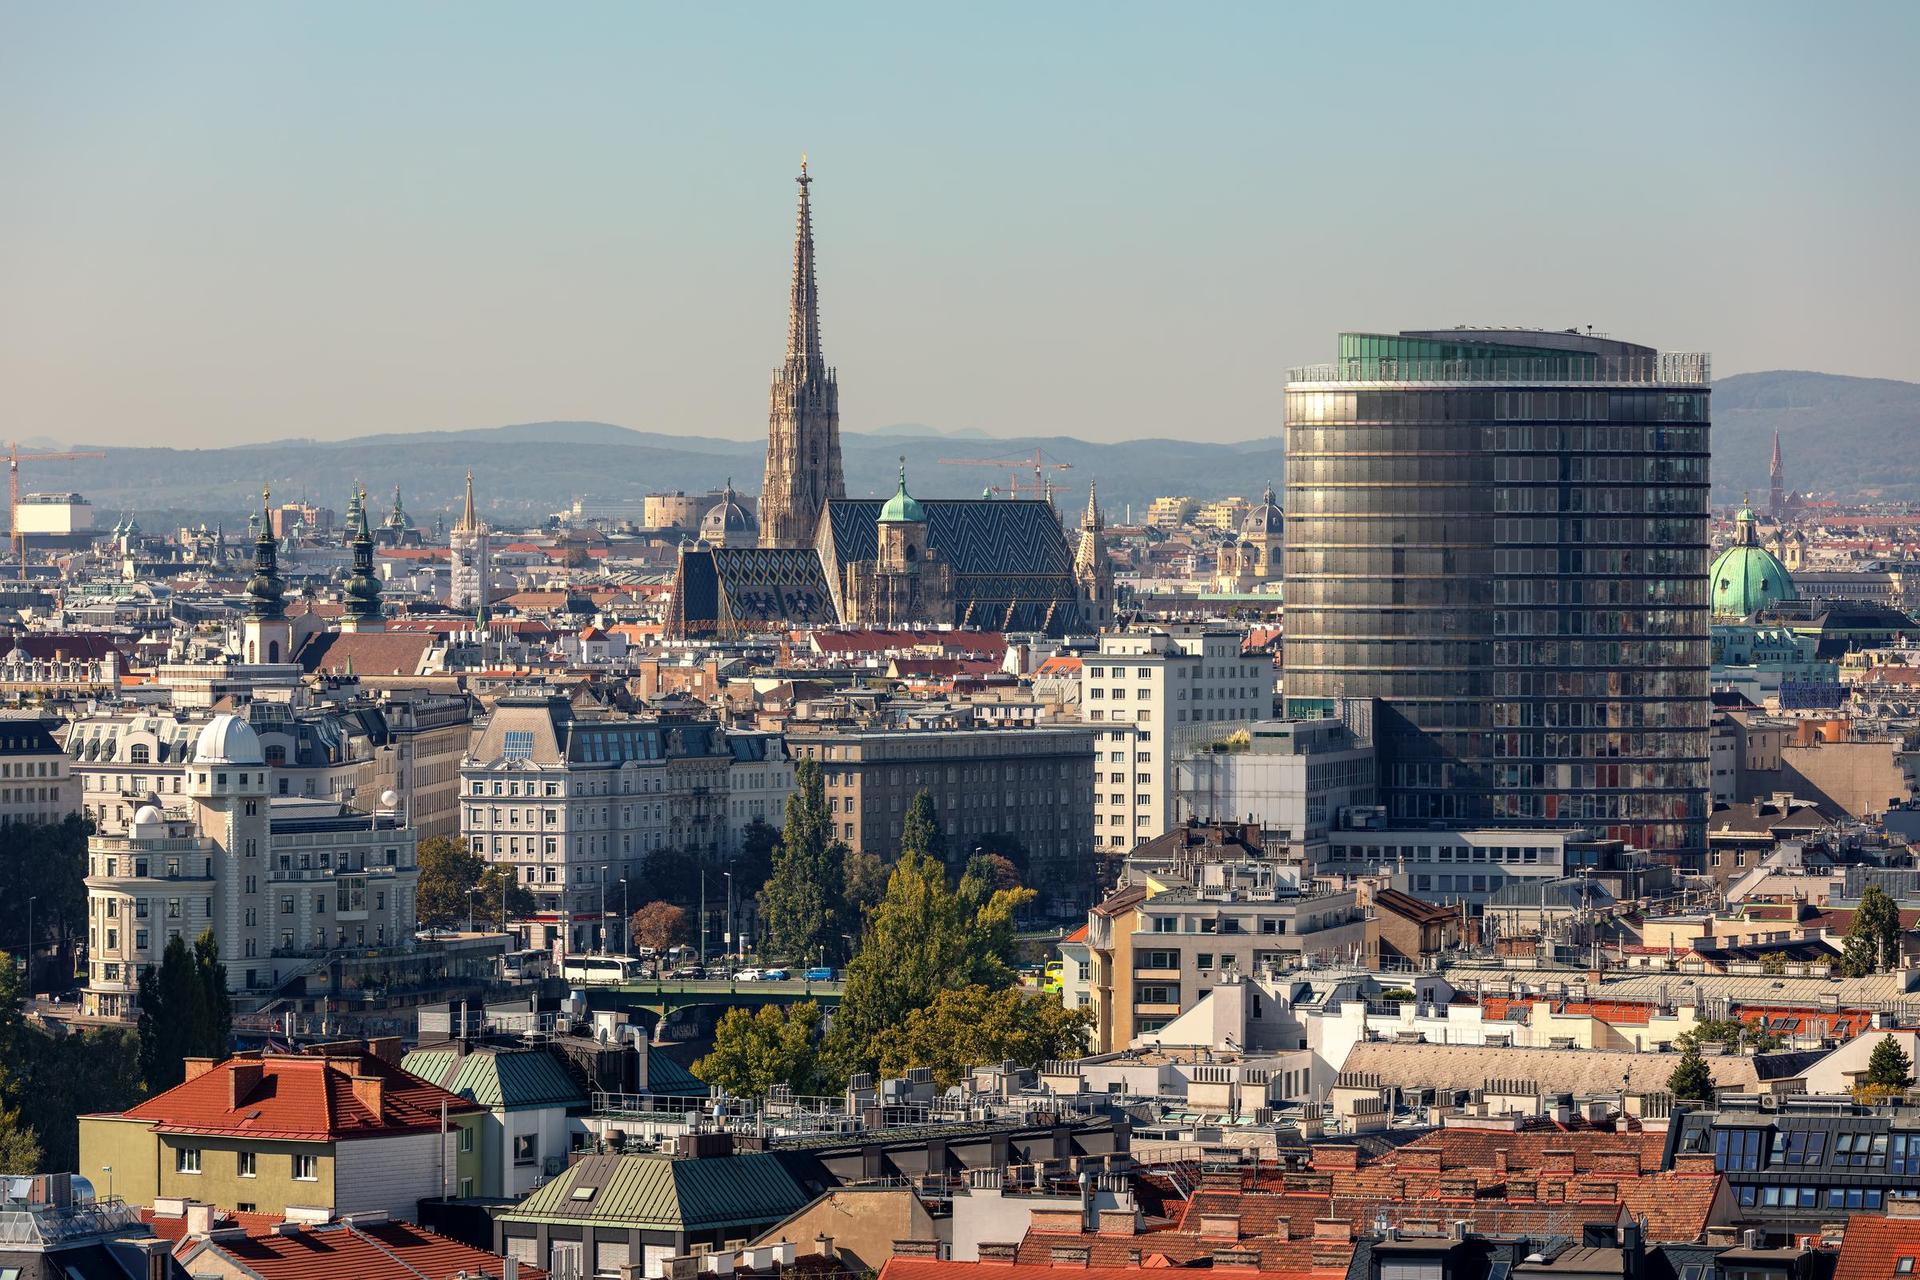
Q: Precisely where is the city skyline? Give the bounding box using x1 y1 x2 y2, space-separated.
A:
3 2 1917 449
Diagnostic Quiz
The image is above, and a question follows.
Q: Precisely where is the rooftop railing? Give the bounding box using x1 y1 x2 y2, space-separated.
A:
0 1198 142 1247
1287 352 1711 386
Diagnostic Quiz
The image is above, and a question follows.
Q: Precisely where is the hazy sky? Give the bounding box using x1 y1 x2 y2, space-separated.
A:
3 2 1916 449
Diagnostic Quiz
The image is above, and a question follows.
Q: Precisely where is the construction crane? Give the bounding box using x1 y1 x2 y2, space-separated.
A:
9 442 107 580
936 447 1072 501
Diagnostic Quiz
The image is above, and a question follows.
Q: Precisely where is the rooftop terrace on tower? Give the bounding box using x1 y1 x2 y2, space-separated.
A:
1290 327 1710 385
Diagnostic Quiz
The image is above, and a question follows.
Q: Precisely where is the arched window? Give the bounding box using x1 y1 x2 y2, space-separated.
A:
129 744 150 765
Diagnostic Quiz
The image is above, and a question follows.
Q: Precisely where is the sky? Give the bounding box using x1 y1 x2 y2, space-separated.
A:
2 2 1916 449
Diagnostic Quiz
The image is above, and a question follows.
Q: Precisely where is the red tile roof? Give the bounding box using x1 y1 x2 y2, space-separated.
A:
177 1219 542 1280
1835 1213 1920 1280
297 631 439 676
108 1051 481 1141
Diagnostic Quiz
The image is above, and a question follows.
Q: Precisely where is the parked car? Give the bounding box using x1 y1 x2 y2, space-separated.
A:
763 967 791 981
733 967 766 982
802 966 835 982
669 963 706 980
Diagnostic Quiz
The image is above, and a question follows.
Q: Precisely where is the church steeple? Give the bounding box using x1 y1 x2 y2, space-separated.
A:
245 486 285 621
1074 482 1114 630
455 469 479 533
342 484 383 631
759 157 844 548
787 155 824 373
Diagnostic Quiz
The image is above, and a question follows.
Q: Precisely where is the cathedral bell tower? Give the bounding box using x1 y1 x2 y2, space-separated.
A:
758 157 844 548
1074 482 1115 629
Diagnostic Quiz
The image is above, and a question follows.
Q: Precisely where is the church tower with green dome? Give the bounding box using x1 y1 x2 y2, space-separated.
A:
845 460 954 625
1710 500 1797 619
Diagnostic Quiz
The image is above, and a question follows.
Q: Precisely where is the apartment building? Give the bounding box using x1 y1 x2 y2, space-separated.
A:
462 694 794 953
79 1049 481 1222
67 692 469 837
0 716 77 825
1082 629 1270 852
1084 865 1366 1051
784 725 1094 867
81 714 421 1017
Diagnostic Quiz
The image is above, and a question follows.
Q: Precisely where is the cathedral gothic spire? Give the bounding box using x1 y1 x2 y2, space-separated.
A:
759 157 844 548
1075 482 1115 629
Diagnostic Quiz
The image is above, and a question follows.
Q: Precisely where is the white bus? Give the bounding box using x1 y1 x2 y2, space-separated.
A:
558 955 646 986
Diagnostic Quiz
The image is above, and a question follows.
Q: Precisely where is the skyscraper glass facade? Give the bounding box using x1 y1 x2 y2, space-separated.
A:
1283 329 1712 860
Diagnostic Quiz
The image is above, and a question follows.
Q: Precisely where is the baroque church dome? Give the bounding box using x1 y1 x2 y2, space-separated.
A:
1710 501 1797 619
1241 484 1283 539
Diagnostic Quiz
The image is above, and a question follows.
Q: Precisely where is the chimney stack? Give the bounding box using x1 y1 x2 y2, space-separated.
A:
350 1071 386 1120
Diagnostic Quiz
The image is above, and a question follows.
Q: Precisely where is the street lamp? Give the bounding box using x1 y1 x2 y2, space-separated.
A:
722 871 733 963
24 895 36 985
619 877 630 956
598 872 607 956
839 932 853 967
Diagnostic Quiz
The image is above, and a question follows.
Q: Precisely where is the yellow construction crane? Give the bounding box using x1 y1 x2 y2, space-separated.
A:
935 447 1072 500
9 441 107 580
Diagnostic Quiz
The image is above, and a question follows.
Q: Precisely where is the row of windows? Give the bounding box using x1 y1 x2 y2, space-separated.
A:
1285 390 1708 426
1286 485 1707 518
176 1148 319 1179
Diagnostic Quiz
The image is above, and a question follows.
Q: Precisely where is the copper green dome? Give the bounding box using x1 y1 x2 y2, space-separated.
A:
1710 501 1797 619
879 460 925 523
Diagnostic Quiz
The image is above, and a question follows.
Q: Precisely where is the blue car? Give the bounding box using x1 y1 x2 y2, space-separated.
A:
802 966 835 982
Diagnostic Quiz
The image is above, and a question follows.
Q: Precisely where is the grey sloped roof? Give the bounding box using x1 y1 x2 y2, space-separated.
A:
1337 1041 1760 1095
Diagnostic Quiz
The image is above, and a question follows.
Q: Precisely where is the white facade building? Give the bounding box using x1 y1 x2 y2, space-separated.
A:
1082 629 1270 851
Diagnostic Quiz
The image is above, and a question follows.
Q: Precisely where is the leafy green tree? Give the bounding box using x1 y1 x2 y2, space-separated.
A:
733 819 780 899
900 789 945 864
966 851 1022 891
1668 1042 1714 1102
695 1002 829 1098
414 835 482 930
1680 1016 1783 1055
137 931 232 1092
0 816 91 989
842 850 890 921
417 836 532 929
1843 885 1903 977
828 849 1034 1079
12 1028 143 1172
640 847 703 907
0 1097 43 1174
758 761 845 963
870 984 1095 1088
475 863 536 925
1867 1034 1914 1090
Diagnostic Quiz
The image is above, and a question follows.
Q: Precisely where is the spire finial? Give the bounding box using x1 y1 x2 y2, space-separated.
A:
800 151 808 177
898 455 907 490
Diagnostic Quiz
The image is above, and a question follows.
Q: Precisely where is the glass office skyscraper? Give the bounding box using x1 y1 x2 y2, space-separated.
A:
1283 329 1711 861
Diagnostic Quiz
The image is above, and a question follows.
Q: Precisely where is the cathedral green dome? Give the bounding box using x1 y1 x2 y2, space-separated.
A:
1710 502 1797 619
879 461 925 523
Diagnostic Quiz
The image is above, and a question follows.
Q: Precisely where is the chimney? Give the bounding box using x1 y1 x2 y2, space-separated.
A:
1400 1149 1444 1173
815 1234 834 1260
1593 1150 1643 1175
367 1036 402 1064
504 1258 520 1280
1312 1144 1360 1171
131 1237 171 1280
1492 1151 1510 1175
1097 1208 1140 1237
185 1201 216 1237
1314 1219 1353 1243
183 1057 218 1082
1200 1214 1243 1240
1541 1148 1576 1175
350 1071 386 1120
230 1060 264 1109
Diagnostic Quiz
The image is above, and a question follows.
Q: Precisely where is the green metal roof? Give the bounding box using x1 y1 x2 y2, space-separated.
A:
401 1046 586 1112
500 1152 812 1230
648 1052 714 1098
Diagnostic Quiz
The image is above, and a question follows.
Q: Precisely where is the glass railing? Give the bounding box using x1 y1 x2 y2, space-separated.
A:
1288 353 1711 385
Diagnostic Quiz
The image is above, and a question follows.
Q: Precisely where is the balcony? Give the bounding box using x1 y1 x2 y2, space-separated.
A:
1133 967 1181 981
1133 1002 1182 1018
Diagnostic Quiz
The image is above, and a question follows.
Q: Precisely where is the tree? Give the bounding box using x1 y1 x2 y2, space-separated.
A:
629 901 691 955
870 984 1095 1088
475 864 536 927
0 816 91 990
0 1099 43 1174
842 850 890 921
137 931 232 1092
695 1002 829 1099
965 851 1022 892
11 1027 143 1172
414 835 483 930
733 819 780 899
417 836 532 930
758 761 845 963
1680 1016 1784 1055
828 849 1034 1079
900 790 945 865
640 847 702 908
1668 1042 1714 1102
1867 1035 1914 1089
1843 885 1902 978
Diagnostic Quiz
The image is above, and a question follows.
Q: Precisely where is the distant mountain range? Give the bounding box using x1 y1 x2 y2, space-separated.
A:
41 370 1920 530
